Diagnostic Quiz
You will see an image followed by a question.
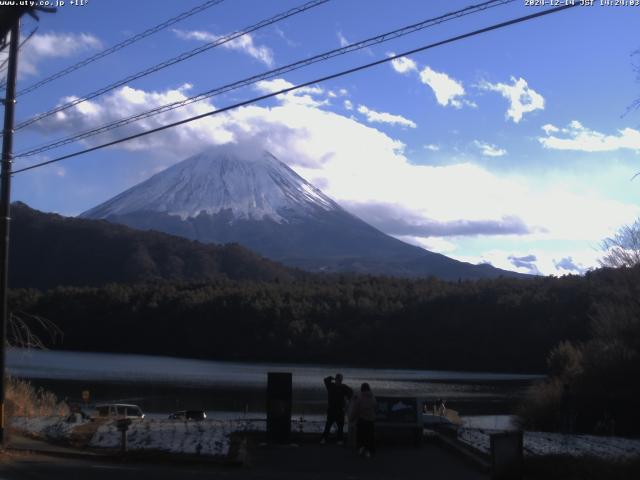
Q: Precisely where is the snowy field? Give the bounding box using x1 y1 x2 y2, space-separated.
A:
16 414 640 461
88 417 327 456
89 419 262 457
11 415 326 458
12 416 80 442
458 428 640 461
460 415 516 431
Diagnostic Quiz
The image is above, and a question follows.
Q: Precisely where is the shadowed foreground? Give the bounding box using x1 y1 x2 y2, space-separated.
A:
0 440 488 480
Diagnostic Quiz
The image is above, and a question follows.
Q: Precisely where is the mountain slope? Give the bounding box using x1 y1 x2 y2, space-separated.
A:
10 202 295 290
81 145 526 280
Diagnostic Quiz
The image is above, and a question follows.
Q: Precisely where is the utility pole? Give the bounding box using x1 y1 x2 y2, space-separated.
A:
0 18 20 446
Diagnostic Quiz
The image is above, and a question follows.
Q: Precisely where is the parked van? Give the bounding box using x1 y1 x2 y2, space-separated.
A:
94 403 145 420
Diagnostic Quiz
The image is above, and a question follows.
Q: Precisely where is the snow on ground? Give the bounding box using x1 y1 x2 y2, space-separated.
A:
18 414 639 461
461 415 516 431
458 428 640 460
11 415 81 441
88 419 261 457
89 418 327 456
12 415 327 458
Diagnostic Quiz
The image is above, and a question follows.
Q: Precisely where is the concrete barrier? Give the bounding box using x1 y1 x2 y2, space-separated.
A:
490 430 523 480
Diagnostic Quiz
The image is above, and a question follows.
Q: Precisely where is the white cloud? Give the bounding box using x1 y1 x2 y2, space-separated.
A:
453 248 600 276
553 256 589 274
389 54 417 74
274 26 299 47
36 82 640 275
254 79 327 107
254 78 295 94
539 121 640 152
357 104 416 128
344 201 533 238
337 31 350 47
474 140 507 157
424 144 440 151
387 57 473 109
508 254 542 275
330 89 349 98
20 32 102 77
480 76 544 123
419 66 466 108
173 29 274 67
395 235 457 254
344 99 353 110
33 83 234 159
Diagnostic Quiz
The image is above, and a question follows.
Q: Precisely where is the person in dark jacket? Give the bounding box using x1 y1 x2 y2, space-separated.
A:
321 373 352 444
350 382 377 457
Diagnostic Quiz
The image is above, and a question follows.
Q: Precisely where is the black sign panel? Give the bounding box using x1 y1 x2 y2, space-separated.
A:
375 396 419 424
266 372 292 443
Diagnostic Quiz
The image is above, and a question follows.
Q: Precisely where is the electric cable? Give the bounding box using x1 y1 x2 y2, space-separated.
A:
15 0 227 97
9 0 330 133
0 26 38 90
12 3 578 176
15 0 514 159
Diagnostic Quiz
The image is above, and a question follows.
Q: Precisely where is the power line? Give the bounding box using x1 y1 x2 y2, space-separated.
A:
15 0 515 159
14 0 226 97
0 54 9 77
0 26 38 89
12 3 578 176
10 0 330 133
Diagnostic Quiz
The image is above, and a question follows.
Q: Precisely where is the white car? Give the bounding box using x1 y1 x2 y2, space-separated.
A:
94 403 145 420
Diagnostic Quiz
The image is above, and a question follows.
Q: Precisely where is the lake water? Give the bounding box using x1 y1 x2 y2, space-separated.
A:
7 348 540 418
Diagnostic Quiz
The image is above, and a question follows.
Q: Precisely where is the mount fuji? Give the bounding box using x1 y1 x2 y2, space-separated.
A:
81 145 524 279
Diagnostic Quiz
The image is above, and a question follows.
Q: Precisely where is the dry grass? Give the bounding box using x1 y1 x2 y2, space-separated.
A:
515 378 564 431
5 376 69 419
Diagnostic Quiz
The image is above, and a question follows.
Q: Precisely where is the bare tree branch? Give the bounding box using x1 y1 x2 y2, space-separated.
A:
599 219 640 268
7 311 62 349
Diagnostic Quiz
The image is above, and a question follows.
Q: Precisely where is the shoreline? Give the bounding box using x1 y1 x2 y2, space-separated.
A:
17 376 527 417
7 347 545 379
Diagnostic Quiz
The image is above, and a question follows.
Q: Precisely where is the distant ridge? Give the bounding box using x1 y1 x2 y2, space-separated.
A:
10 202 295 290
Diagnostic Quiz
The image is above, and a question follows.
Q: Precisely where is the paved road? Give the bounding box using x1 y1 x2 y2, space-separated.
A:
0 442 488 480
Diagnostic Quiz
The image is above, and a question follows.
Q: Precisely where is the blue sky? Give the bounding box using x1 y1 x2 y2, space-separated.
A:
4 0 640 275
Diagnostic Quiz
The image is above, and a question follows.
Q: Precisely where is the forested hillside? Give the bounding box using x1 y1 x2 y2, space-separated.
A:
10 202 296 288
10 268 616 373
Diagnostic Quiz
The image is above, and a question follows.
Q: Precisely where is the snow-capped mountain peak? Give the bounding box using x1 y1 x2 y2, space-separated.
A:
81 146 339 222
80 143 525 280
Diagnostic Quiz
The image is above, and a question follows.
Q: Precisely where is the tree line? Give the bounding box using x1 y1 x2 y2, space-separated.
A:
9 267 623 374
518 265 640 434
